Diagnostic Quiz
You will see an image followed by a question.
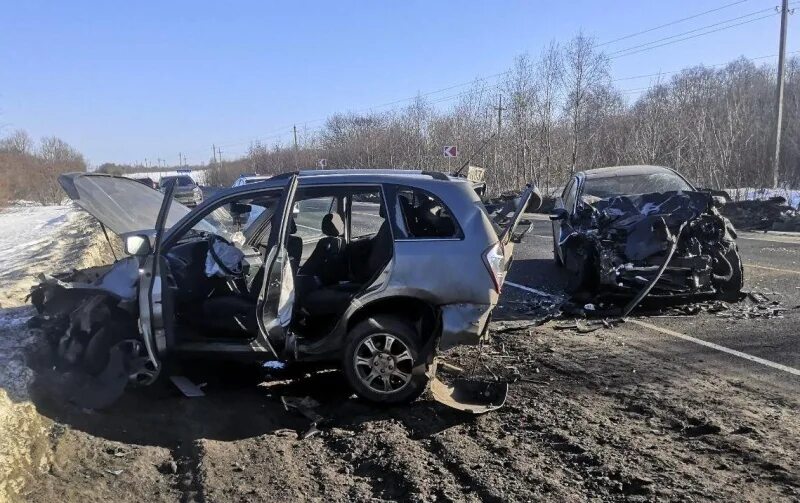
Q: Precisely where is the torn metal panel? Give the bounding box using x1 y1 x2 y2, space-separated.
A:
29 260 145 409
439 303 491 351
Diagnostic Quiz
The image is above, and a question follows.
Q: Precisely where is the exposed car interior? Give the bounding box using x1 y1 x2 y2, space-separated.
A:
161 185 396 346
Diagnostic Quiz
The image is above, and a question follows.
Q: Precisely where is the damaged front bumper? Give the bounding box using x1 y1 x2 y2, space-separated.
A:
27 259 155 408
565 190 744 298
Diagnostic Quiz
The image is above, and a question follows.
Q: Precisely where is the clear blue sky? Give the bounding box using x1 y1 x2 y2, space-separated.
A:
0 0 793 166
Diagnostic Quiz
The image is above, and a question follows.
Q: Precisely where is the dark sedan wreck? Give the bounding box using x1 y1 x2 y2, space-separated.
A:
551 166 743 307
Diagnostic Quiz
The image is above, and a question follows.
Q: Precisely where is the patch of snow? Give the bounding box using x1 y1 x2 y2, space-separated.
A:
0 204 75 282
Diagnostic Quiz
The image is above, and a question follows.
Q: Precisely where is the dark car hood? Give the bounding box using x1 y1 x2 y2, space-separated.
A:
59 172 195 236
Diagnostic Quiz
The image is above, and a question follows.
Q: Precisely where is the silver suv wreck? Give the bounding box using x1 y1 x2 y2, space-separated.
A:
31 170 539 410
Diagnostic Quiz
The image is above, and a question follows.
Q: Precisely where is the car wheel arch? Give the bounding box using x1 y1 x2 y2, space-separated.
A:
345 296 441 345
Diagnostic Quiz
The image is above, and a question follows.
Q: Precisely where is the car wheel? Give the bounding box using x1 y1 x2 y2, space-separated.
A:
718 245 744 299
564 247 596 295
342 315 430 404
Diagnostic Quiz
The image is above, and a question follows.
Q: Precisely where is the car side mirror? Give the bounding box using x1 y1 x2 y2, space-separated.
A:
549 208 569 221
124 234 152 256
526 186 543 212
230 202 252 215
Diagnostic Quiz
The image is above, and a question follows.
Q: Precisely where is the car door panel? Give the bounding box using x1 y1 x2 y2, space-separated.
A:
255 175 299 356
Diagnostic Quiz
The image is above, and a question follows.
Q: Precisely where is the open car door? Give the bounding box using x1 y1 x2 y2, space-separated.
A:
255 174 299 357
497 183 541 258
135 180 178 384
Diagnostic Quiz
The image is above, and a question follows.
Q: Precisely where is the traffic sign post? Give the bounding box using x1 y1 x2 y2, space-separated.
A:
443 146 458 158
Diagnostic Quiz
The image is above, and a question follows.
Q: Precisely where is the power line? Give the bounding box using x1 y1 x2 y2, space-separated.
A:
608 6 779 57
596 0 750 47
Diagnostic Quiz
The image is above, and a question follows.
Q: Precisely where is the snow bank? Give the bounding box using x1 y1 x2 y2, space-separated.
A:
726 188 800 208
0 204 74 282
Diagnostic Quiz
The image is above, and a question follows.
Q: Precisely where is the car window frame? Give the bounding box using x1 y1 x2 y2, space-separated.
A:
562 177 579 213
160 183 291 251
391 185 464 241
344 184 389 243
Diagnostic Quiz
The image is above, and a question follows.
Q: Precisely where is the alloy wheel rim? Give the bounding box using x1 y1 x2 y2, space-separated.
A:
354 333 414 394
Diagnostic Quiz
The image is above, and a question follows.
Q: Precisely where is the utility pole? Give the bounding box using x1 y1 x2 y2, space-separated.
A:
771 0 790 189
494 94 505 172
212 144 217 164
217 147 223 163
293 125 299 168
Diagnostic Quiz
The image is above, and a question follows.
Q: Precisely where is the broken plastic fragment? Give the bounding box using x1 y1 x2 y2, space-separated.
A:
262 360 286 370
169 376 206 397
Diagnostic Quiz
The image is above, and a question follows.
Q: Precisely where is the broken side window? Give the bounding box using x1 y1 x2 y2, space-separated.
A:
396 188 459 239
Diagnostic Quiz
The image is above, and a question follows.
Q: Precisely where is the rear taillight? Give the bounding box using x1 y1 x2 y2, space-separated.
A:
483 242 506 292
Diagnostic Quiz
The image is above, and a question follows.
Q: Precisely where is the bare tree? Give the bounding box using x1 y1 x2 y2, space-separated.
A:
562 33 611 174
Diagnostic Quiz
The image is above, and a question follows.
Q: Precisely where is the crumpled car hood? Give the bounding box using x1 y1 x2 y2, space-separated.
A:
58 172 194 236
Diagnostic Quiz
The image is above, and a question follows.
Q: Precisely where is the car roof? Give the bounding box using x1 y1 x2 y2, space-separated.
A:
294 168 461 183
579 165 676 180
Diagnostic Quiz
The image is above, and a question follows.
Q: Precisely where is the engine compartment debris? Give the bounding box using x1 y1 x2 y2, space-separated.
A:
562 190 744 299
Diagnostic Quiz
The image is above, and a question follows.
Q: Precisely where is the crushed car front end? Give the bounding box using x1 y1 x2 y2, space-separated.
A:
564 190 743 297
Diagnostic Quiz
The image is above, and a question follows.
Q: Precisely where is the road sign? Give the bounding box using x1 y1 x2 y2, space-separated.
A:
443 146 458 158
318 159 327 169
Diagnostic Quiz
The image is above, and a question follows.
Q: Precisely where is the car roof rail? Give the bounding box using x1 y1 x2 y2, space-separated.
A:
270 171 298 181
421 171 449 180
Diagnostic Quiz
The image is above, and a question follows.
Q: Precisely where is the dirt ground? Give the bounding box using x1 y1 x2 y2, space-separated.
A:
10 313 797 503
3 211 799 502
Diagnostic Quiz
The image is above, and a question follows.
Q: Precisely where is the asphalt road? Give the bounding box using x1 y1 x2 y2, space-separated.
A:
505 215 800 397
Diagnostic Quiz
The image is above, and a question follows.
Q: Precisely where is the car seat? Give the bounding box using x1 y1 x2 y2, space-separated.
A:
299 213 347 285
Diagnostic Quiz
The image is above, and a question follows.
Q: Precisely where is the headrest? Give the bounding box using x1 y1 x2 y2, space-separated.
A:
289 217 297 234
321 213 344 237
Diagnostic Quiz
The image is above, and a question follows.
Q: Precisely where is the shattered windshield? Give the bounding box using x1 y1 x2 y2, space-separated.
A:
582 172 693 199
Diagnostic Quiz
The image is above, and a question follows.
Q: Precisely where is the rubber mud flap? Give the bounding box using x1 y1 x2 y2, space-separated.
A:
430 376 508 414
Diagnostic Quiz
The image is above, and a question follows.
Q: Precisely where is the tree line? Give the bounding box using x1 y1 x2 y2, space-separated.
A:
0 130 86 204
3 34 798 204
211 34 800 197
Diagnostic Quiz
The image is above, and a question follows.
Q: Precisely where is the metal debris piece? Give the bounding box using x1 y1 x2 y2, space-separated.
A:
430 376 508 414
281 396 323 422
169 376 206 397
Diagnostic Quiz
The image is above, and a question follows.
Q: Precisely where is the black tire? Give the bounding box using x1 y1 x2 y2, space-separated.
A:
564 248 596 295
82 315 137 375
342 315 431 404
718 245 744 299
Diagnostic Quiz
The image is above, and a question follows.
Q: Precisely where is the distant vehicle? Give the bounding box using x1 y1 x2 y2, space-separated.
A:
232 174 272 187
550 165 743 298
131 177 158 190
33 169 540 409
159 175 203 207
